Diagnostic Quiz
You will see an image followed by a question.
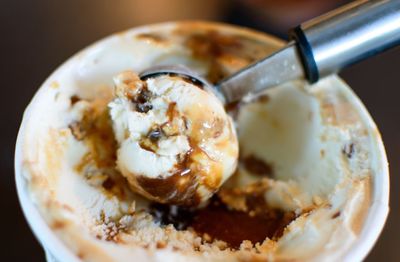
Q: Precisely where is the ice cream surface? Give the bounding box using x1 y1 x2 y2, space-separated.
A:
108 71 238 205
16 22 387 262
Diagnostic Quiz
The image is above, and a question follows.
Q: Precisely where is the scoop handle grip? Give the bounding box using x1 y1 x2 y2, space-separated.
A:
290 0 400 83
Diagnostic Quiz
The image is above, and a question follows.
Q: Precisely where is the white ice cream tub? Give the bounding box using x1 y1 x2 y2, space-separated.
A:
15 22 389 262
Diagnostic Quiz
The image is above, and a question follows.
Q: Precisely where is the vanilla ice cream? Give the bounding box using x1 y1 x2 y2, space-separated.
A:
15 22 388 262
108 71 238 205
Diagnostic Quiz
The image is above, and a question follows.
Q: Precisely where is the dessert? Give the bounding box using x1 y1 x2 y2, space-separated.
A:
15 22 388 262
109 71 238 205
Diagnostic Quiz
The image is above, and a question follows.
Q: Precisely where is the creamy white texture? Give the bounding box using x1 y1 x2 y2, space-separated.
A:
233 78 374 261
15 22 388 262
109 74 190 179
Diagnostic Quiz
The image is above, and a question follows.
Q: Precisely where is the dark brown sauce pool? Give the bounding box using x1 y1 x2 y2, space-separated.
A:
149 196 296 249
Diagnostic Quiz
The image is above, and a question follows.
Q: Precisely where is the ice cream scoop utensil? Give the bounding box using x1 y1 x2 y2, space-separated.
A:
141 0 400 104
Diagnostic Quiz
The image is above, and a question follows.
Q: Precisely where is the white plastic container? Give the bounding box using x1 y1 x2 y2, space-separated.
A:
15 22 389 262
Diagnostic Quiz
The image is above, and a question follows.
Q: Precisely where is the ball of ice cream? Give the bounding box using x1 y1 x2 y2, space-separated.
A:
108 71 238 206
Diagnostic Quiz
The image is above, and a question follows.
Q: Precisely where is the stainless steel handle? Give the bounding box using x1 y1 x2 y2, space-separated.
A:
290 0 400 83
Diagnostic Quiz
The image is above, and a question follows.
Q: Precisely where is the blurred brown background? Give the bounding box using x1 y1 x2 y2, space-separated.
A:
1 0 398 261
